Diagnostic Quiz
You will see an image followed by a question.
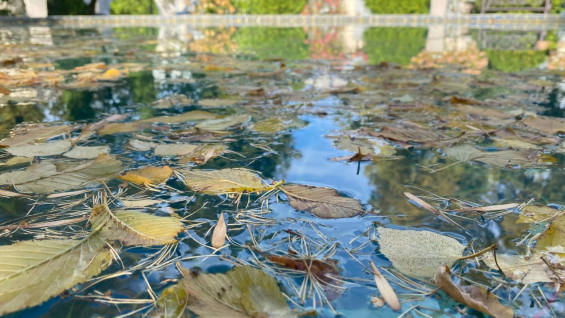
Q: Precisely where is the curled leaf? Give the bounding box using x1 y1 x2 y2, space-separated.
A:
211 213 227 248
433 265 514 318
370 261 401 311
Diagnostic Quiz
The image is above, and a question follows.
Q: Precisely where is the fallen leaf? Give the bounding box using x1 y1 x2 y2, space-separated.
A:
482 253 556 284
263 253 340 285
535 214 565 255
0 154 123 194
96 68 122 81
281 184 364 218
91 202 184 246
118 166 174 185
251 118 287 133
152 94 193 109
0 125 70 147
128 139 158 151
433 265 514 318
522 116 565 134
140 110 216 124
180 168 266 195
154 143 198 157
451 96 481 105
195 114 250 131
121 199 164 208
0 84 11 95
0 156 33 167
179 265 295 318
153 282 188 318
377 227 465 278
211 213 227 248
444 144 547 167
4 139 72 157
370 261 401 311
455 203 520 213
198 98 240 108
517 205 563 223
63 145 110 159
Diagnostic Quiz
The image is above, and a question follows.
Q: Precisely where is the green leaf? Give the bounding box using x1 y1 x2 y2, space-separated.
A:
152 283 189 318
377 227 465 278
179 265 296 318
281 184 364 218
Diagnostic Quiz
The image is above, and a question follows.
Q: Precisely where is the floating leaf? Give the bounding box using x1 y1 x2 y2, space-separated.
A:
152 283 189 318
154 143 198 156
377 227 465 278
63 145 110 159
129 139 158 151
0 156 33 167
445 144 546 167
91 203 184 246
140 110 216 124
98 122 148 135
198 98 240 108
522 116 565 134
433 265 514 318
0 154 122 194
152 94 193 109
97 68 122 81
179 265 295 318
118 166 174 185
4 140 72 157
195 114 250 131
534 214 565 255
370 261 401 311
180 168 266 195
0 125 69 147
211 213 227 248
517 205 563 223
281 184 363 218
0 208 114 315
482 253 555 284
178 144 226 165
251 118 287 133
121 199 164 208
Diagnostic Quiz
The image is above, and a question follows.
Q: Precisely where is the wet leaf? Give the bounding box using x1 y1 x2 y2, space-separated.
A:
128 139 158 151
153 283 188 318
154 143 198 156
179 265 295 318
482 253 555 284
96 68 122 81
4 139 72 157
98 122 148 135
195 114 250 131
445 144 546 167
152 94 193 109
251 118 287 133
262 253 340 285
91 203 184 246
178 144 226 165
281 184 364 218
517 205 563 223
121 199 164 208
534 214 565 255
433 265 514 318
370 122 454 147
377 227 465 278
198 98 240 108
0 154 123 194
522 116 565 134
211 212 227 248
370 261 401 311
455 105 512 119
118 165 174 185
0 156 33 167
0 209 114 315
140 110 216 124
180 168 266 195
63 145 110 159
0 125 70 147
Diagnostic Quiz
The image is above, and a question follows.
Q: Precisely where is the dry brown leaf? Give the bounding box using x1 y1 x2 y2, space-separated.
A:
281 184 364 218
211 213 227 248
370 261 400 311
456 203 520 213
118 166 173 185
433 265 514 318
522 116 565 134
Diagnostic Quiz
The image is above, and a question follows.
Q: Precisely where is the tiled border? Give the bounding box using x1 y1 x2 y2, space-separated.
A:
0 14 563 30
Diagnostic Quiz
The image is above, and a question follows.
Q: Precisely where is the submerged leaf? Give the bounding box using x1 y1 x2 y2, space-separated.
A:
154 143 199 157
153 283 189 318
433 265 514 318
91 203 184 246
4 140 72 157
179 265 295 318
445 144 546 167
140 110 216 124
482 253 555 284
517 205 563 224
0 154 122 194
377 227 465 278
281 184 363 218
118 165 174 185
180 168 266 195
535 214 565 255
522 116 565 134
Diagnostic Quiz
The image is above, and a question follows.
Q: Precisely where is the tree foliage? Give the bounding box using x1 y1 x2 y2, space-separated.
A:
232 27 310 60
365 0 430 14
486 49 547 72
363 27 427 65
230 0 307 14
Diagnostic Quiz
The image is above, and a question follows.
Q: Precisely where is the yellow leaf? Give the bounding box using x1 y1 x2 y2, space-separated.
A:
118 165 173 185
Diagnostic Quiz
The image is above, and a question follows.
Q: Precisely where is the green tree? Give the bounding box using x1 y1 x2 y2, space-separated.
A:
232 27 310 61
47 0 95 15
231 0 307 14
110 0 157 14
364 0 430 14
363 27 427 66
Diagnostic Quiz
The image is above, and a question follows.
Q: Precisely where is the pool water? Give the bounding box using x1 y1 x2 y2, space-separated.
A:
1 23 565 317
